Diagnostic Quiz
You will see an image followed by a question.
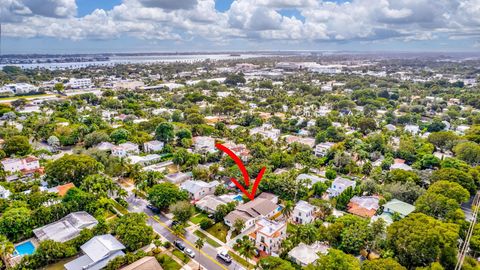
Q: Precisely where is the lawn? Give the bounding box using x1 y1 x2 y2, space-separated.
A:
172 249 190 263
205 222 229 243
156 254 182 270
228 251 254 269
110 199 129 215
42 257 77 270
190 213 209 224
194 230 221 248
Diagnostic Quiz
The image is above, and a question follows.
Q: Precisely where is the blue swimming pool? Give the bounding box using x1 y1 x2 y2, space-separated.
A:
233 195 243 202
14 241 35 256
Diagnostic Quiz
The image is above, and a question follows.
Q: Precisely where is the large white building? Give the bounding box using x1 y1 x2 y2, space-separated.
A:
1 83 39 94
67 78 93 89
292 200 316 224
111 142 139 157
250 124 281 141
144 140 164 153
1 156 41 174
250 218 287 255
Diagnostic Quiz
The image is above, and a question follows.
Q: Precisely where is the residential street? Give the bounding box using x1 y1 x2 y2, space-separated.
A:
127 194 246 270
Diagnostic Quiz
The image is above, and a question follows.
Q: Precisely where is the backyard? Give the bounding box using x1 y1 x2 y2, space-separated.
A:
156 254 182 270
205 222 229 243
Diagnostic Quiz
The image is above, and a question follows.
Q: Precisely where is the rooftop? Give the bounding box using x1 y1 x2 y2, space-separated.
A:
33 211 98 243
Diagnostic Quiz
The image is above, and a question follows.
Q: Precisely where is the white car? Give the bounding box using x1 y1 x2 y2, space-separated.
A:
184 248 195 258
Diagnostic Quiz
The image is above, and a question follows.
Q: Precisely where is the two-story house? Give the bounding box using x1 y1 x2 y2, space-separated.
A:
111 142 140 157
180 180 220 201
327 177 356 197
1 156 42 175
143 140 164 153
224 197 279 230
292 200 316 224
249 218 286 255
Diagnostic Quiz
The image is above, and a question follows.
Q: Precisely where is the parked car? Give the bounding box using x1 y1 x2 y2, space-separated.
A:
184 248 195 258
217 250 232 263
146 204 160 214
174 240 185 250
171 220 180 227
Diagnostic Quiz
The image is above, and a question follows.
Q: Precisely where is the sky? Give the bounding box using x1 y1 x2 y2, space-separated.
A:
1 0 480 54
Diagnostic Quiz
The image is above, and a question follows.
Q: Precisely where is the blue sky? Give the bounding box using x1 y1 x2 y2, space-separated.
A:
1 0 479 54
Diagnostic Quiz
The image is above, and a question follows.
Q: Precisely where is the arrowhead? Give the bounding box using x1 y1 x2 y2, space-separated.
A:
230 167 266 201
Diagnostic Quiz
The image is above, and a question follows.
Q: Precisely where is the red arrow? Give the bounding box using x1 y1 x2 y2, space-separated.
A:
215 143 266 201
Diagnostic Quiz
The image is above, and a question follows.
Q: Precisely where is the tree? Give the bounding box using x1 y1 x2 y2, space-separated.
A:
233 218 246 234
0 234 13 267
281 200 294 220
358 118 377 134
431 168 476 194
112 213 154 251
53 82 64 92
47 135 60 152
0 207 32 242
258 256 295 270
387 213 459 269
225 73 246 86
3 135 31 157
235 236 256 268
155 122 174 143
45 154 104 186
195 238 204 270
386 169 421 184
325 169 337 180
172 224 185 239
453 141 480 166
80 174 119 197
361 258 406 270
170 200 194 224
110 128 130 144
305 249 360 270
427 131 459 151
148 183 188 210
415 181 468 221
84 131 110 148
427 120 446 132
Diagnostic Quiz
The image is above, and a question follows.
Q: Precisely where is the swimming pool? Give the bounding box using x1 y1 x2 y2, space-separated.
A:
233 195 243 202
14 241 35 256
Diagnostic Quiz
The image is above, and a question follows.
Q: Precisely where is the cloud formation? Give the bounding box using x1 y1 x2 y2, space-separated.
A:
1 0 480 48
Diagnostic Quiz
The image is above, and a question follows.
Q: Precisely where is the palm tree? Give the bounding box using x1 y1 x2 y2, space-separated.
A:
172 224 185 240
233 218 245 234
281 200 294 221
0 235 13 268
236 236 256 269
195 238 204 270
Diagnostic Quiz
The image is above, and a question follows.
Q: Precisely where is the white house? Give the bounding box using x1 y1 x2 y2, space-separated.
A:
315 142 335 157
292 200 316 224
327 177 356 197
127 154 162 166
195 194 237 213
180 180 220 201
144 140 164 153
250 124 281 141
111 142 139 157
2 83 39 94
250 218 286 255
404 124 420 135
0 186 11 199
64 234 125 270
164 172 193 184
1 156 41 174
288 242 329 266
33 211 98 243
67 78 93 89
193 136 216 153
296 174 327 188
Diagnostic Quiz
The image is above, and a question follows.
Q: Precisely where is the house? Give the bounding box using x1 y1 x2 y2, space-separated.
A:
195 194 237 213
67 78 93 89
164 172 192 184
293 200 316 224
1 156 42 175
249 218 286 255
144 140 164 153
193 136 216 153
64 234 125 270
250 124 281 141
180 180 220 201
224 197 279 230
327 177 356 197
284 135 316 148
33 212 98 243
48 182 76 197
404 124 420 135
257 192 278 204
96 142 115 151
390 159 413 171
296 174 327 188
112 142 140 157
382 199 415 219
120 256 163 270
222 142 250 162
0 186 11 199
347 196 380 218
288 242 329 266
315 142 335 157
127 154 162 166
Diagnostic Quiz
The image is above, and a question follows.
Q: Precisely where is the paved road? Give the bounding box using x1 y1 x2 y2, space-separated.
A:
127 195 246 270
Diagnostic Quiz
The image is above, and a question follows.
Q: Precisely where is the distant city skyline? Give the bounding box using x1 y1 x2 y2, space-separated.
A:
1 0 479 54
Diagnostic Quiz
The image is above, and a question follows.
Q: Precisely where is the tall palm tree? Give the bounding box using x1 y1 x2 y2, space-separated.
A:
0 235 13 269
172 224 185 240
236 236 256 269
281 200 294 221
195 238 204 270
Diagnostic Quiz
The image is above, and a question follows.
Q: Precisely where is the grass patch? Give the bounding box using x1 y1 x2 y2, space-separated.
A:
228 251 254 269
172 249 190 263
205 222 229 243
111 200 129 215
190 213 208 224
156 254 182 270
194 230 221 248
42 256 77 270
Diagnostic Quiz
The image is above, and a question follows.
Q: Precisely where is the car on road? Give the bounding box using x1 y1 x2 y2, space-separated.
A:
184 248 195 258
171 220 180 227
217 250 232 263
146 204 160 214
173 240 185 251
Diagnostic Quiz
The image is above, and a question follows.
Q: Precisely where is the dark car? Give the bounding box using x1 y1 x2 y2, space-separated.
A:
171 220 180 227
174 240 186 250
146 204 160 214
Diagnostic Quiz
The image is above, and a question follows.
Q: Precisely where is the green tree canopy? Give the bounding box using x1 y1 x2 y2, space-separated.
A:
3 135 32 157
112 213 154 251
148 182 188 210
45 154 104 186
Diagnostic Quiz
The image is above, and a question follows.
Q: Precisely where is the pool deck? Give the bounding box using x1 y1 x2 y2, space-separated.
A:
8 238 39 267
